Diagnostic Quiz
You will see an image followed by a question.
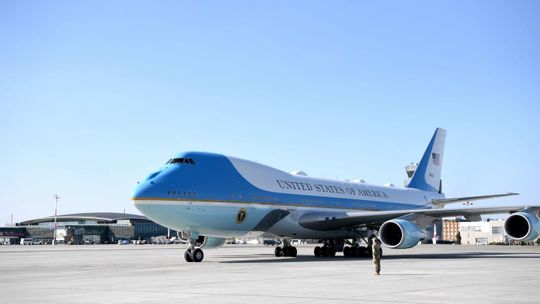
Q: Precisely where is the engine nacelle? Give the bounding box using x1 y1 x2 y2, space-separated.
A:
198 236 226 249
504 212 540 241
379 219 422 249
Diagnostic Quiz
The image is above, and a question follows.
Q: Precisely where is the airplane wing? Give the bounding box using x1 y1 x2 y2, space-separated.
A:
431 192 519 206
298 205 539 231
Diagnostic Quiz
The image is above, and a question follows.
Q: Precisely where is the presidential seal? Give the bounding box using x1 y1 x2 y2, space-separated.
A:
236 208 247 224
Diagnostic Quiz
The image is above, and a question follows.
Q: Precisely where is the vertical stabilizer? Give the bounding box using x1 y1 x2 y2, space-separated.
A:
407 128 446 192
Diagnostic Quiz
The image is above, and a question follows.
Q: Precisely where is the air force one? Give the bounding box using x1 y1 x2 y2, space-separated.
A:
132 128 539 262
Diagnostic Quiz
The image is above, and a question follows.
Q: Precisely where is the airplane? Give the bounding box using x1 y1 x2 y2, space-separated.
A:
132 128 539 262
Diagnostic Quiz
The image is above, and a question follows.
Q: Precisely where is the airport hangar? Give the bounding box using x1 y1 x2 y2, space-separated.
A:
0 212 179 244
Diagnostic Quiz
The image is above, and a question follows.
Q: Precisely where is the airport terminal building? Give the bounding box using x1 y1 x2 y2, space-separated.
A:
459 220 506 245
0 212 178 244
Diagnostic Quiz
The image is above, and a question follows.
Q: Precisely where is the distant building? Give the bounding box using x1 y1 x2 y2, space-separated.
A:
459 220 505 245
442 218 462 242
5 212 178 244
0 227 26 244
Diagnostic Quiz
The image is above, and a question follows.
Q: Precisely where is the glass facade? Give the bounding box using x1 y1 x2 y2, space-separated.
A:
14 214 178 244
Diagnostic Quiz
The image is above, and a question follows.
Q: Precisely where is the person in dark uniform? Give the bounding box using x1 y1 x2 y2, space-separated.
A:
372 238 382 275
455 231 462 245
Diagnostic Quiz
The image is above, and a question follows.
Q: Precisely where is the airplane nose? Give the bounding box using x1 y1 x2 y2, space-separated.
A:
132 169 164 199
132 180 156 199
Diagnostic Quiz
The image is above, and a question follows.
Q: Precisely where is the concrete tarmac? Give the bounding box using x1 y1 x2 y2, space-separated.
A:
1 244 539 304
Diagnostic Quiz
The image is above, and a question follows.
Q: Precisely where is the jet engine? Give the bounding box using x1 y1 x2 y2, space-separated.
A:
379 219 422 249
504 212 540 241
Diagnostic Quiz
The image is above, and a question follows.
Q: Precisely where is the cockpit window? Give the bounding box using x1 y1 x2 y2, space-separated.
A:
169 158 196 165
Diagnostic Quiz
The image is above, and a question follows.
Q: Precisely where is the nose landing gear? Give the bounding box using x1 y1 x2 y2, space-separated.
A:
184 247 204 262
184 232 205 262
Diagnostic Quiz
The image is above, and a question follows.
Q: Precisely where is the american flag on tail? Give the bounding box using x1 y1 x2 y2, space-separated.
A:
432 152 440 166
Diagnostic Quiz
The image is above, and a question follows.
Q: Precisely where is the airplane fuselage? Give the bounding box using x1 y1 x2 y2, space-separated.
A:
132 152 444 239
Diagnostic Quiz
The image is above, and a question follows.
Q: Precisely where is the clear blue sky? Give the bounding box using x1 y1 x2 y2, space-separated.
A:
1 1 539 223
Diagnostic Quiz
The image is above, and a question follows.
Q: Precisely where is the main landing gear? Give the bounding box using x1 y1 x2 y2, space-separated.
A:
312 240 372 258
274 240 298 257
184 232 205 263
313 243 337 257
342 245 371 258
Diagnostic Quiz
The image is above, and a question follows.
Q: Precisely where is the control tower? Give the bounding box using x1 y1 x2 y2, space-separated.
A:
404 162 418 187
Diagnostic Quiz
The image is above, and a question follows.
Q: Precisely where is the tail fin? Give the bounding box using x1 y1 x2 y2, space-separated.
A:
407 128 446 192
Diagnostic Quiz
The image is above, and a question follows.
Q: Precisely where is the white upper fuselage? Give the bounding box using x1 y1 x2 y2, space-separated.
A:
228 156 443 210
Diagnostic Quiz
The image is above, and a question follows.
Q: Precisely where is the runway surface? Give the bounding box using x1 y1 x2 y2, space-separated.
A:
1 244 539 304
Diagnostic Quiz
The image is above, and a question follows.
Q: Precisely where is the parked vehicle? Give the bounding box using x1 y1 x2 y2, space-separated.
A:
20 238 34 245
263 239 281 246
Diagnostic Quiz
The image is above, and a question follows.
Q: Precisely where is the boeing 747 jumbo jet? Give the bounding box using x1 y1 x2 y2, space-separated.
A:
132 128 539 262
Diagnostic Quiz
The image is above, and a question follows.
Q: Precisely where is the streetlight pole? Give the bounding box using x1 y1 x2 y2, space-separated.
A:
53 194 60 245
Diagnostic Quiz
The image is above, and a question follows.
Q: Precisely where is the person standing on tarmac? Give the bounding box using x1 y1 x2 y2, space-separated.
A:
372 238 382 275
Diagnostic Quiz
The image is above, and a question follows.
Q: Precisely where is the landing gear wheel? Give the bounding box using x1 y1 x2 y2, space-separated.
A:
321 246 329 257
314 246 321 257
343 246 351 257
283 246 291 256
192 248 204 262
329 247 336 257
359 247 369 257
277 246 297 257
184 248 193 262
290 246 297 257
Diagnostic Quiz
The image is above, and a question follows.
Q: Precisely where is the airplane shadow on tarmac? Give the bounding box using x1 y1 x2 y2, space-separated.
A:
219 251 540 264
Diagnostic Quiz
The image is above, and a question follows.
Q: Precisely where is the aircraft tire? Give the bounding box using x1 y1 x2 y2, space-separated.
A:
343 246 351 257
314 246 321 257
192 248 204 262
283 246 291 256
290 247 297 257
360 247 369 257
184 249 194 262
329 247 336 257
275 246 283 257
321 246 329 257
